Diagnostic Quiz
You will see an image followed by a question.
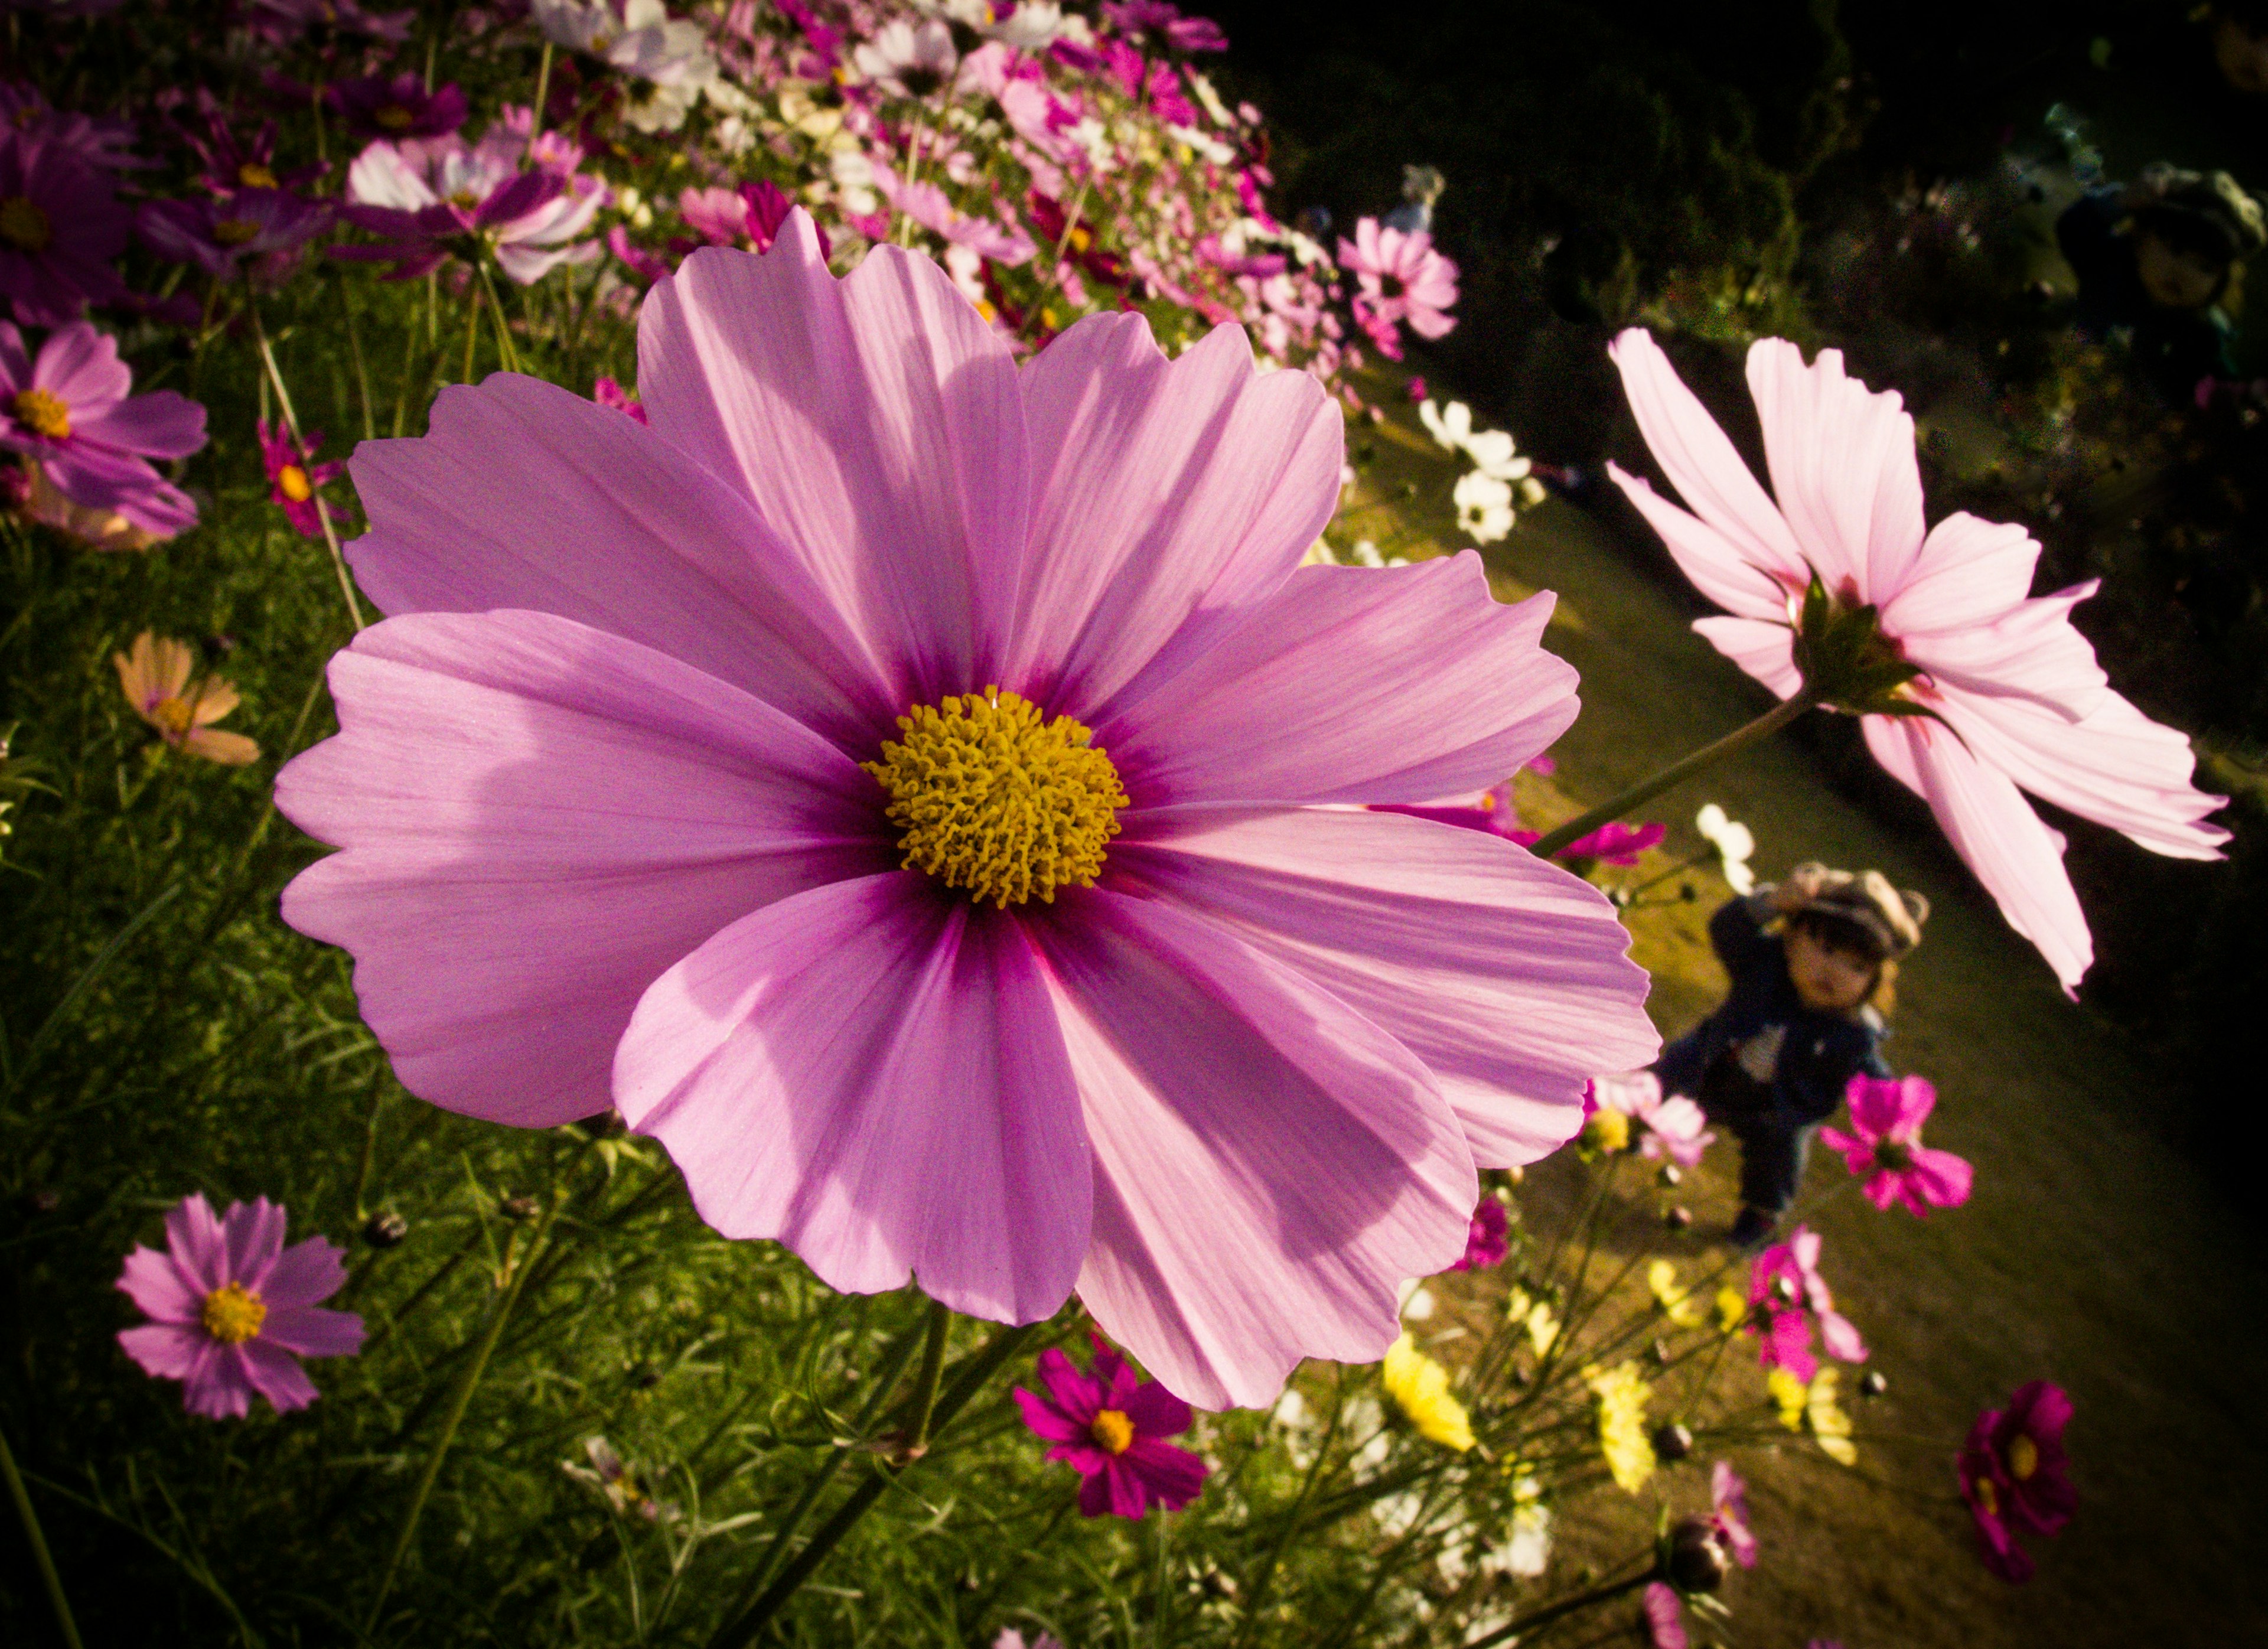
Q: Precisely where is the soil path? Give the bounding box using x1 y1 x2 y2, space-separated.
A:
1350 405 2268 1646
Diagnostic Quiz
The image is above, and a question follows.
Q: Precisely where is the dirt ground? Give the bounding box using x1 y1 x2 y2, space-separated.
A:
1345 402 2268 1647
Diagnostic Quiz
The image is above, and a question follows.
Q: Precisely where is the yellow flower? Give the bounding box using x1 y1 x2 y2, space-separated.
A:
1583 1107 1631 1154
1648 1262 1705 1328
113 633 260 766
1583 1361 1656 1493
1715 1286 1749 1334
1383 1332 1474 1452
1768 1366 1807 1431
1508 1288 1561 1357
1807 1368 1858 1466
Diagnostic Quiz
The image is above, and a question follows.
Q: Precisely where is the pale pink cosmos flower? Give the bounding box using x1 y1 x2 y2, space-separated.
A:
1589 1070 1713 1168
1606 330 2228 992
853 17 959 99
338 136 605 284
1710 1459 1758 1568
275 213 1657 1408
1336 217 1457 359
1821 1073 1974 1216
117 1192 363 1418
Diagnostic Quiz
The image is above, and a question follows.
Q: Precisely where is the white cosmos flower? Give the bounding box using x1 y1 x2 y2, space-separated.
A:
983 0 1067 48
853 18 959 98
1454 469 1516 545
1695 803 1757 895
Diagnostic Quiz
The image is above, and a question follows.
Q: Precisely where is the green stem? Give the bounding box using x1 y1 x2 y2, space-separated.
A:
706 1319 1042 1649
0 1423 83 1649
1528 688 1817 861
477 262 522 375
526 41 555 153
1461 1559 1657 1649
906 1299 951 1452
362 1206 552 1631
2 879 183 1106
247 298 366 631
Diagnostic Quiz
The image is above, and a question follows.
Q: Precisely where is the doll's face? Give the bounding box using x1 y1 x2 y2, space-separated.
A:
2136 230 2227 309
2214 17 2268 95
1786 927 1878 1013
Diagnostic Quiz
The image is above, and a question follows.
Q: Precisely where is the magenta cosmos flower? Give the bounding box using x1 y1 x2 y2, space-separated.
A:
138 190 333 279
117 1192 363 1418
273 212 1656 1407
1606 330 2227 993
337 137 603 284
1337 217 1458 360
259 418 347 539
1959 1381 2075 1582
1014 1333 1208 1517
1709 1460 1758 1568
328 73 470 142
1449 1195 1508 1271
0 320 205 535
1641 1582 1688 1649
1748 1226 1864 1381
1820 1073 1973 1216
0 129 131 325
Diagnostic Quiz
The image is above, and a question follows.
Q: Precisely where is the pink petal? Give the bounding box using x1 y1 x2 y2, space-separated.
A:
278 610 889 1127
259 1234 348 1306
1863 716 2093 992
1878 513 2045 638
1606 329 1810 599
347 373 895 751
259 1302 366 1358
183 1342 257 1419
1124 1436 1208 1508
31 321 130 409
1901 582 2107 719
118 1244 203 1323
238 1339 321 1412
1887 1074 1937 1133
118 1322 209 1381
1097 556 1575 807
637 226 1028 707
165 1192 229 1293
1608 467 1795 624
1015 1384 1089 1441
1005 314 1340 718
1744 338 1926 598
1905 1146 1974 1210
1110 806 1656 1166
1933 686 2227 862
1691 615 1803 699
1816 1126 1871 1175
1036 1344 1106 1420
1028 887 1476 1409
74 390 207 461
614 874 1091 1324
1819 1310 1868 1364
221 1197 288 1292
1120 1380 1195 1439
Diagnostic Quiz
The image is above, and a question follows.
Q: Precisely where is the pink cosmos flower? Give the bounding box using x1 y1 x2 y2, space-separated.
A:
1014 1333 1209 1517
178 113 325 198
1710 1460 1758 1568
273 213 1657 1407
1642 1582 1689 1649
0 320 204 535
1606 330 2228 992
259 418 347 539
138 190 333 279
592 375 648 424
1104 1 1228 54
1449 1196 1508 1271
1543 818 1665 868
853 18 959 99
1336 217 1457 359
873 165 1037 267
328 73 470 141
1820 1073 1974 1216
1958 1386 2072 1586
1750 1226 1866 1378
116 1192 363 1418
337 136 604 284
0 130 130 325
245 0 413 43
0 83 145 172
1588 1070 1713 1168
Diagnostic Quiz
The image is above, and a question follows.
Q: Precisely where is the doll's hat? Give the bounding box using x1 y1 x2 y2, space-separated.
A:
1795 866 1930 959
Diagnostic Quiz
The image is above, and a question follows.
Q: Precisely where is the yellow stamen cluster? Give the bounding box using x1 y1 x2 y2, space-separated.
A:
151 696 197 740
1089 1409 1135 1455
2006 1434 2038 1481
211 219 262 247
1582 1107 1630 1155
0 194 51 253
1973 1475 2000 1518
278 463 314 502
865 689 1127 909
375 105 416 132
1383 1332 1475 1452
12 387 70 441
239 162 279 189
200 1282 267 1344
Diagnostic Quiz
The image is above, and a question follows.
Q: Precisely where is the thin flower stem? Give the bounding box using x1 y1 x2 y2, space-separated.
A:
477 262 523 375
2 879 183 1108
338 273 377 444
1624 848 1714 897
1461 1558 1657 1649
906 1299 952 1451
363 1202 554 1632
1528 687 1819 860
706 1319 1042 1649
0 1422 83 1649
527 41 555 152
247 299 367 631
1016 177 1091 341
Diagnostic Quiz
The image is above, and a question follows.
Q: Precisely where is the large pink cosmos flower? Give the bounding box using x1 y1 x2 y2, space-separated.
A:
1014 1332 1208 1518
0 320 205 535
1820 1073 1973 1217
1606 330 2227 992
117 1192 364 1418
274 213 1657 1407
1336 217 1457 360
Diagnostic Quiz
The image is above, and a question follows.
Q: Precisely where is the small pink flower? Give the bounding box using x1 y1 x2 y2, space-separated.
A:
592 376 648 425
1642 1581 1689 1649
1405 376 1428 400
1821 1073 1974 1216
0 129 131 325
1752 1226 1866 1371
116 1192 363 1418
1449 1197 1508 1271
258 419 347 539
139 191 332 279
1014 1334 1210 1518
337 136 603 284
0 320 205 536
1546 818 1666 868
1336 218 1458 359
1710 1459 1758 1568
328 74 470 142
1589 1071 1715 1168
1958 1386 2073 1586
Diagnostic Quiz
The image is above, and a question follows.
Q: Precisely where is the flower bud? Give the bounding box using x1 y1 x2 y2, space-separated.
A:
1859 1370 1888 1398
1650 1337 1672 1366
1657 1164 1683 1188
1651 1422 1693 1462
1667 1518 1728 1593
500 1194 541 1222
363 1211 409 1247
1664 1205 1693 1231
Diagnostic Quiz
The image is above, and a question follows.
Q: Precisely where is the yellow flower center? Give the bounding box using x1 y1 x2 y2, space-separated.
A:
2006 1435 2038 1481
589 30 615 53
239 162 279 189
1089 1409 1135 1455
0 194 52 252
278 463 313 502
11 387 70 440
1585 1107 1630 1154
376 105 415 132
1972 1475 1999 1518
200 1282 267 1344
449 188 481 210
863 688 1127 909
211 218 262 247
151 695 196 739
